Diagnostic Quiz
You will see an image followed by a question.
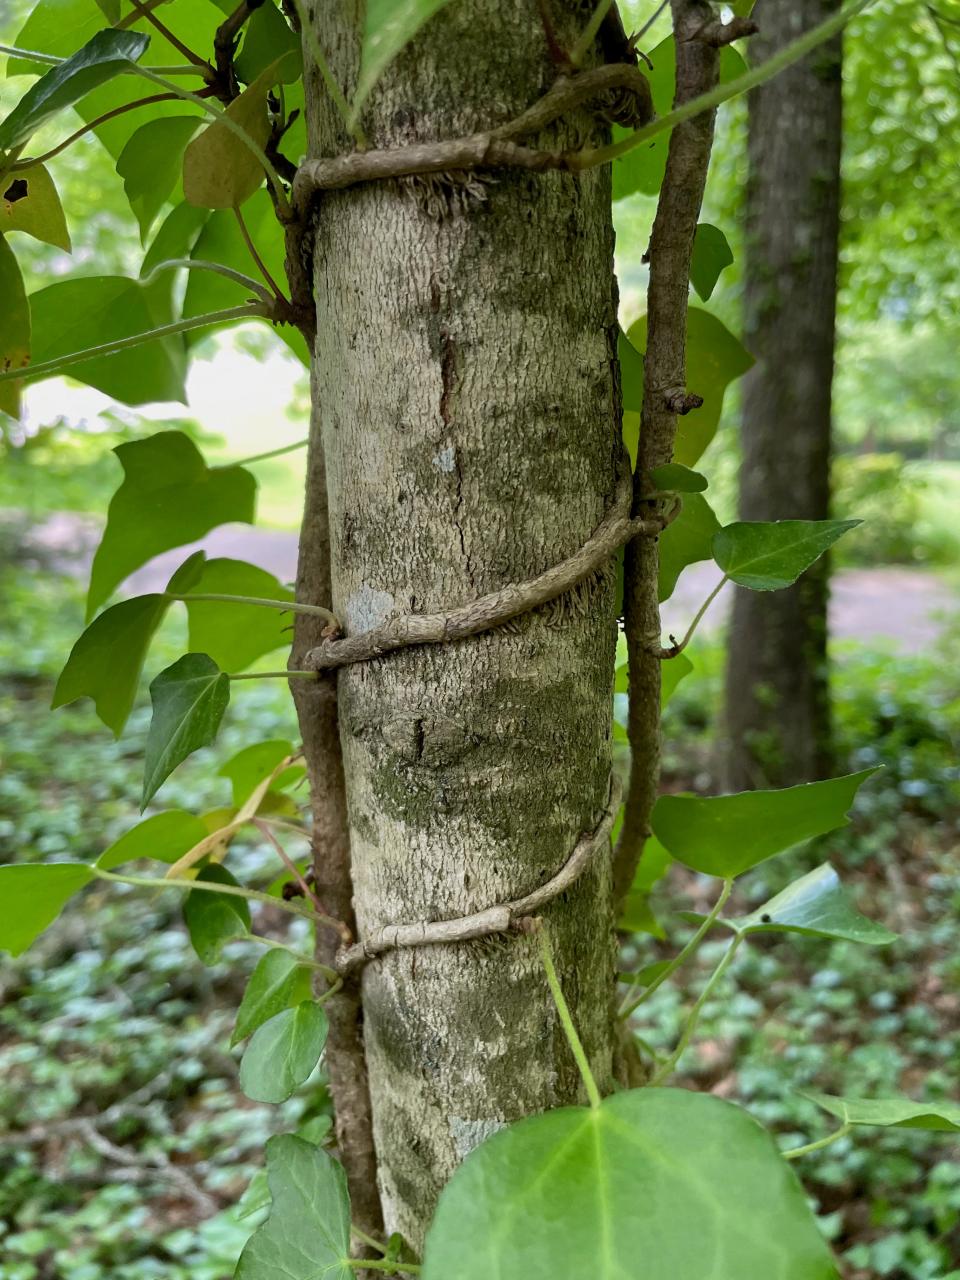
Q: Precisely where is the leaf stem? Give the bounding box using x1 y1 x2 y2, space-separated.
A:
0 44 208 74
572 0 876 170
230 670 317 681
569 0 615 66
233 203 287 302
350 1227 388 1256
345 1260 421 1275
0 304 269 387
163 591 338 627
648 933 744 1086
124 0 212 70
141 257 273 303
660 575 729 657
783 1122 852 1161
619 877 733 1020
289 0 368 149
10 93 182 170
233 437 309 467
538 924 601 1109
236 932 338 982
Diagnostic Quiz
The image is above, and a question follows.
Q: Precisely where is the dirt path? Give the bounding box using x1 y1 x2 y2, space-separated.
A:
21 514 958 648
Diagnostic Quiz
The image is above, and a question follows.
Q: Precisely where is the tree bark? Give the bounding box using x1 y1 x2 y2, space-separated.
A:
723 0 842 790
300 0 623 1249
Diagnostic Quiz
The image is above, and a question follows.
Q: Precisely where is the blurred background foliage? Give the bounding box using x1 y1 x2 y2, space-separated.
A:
1 1 959 1278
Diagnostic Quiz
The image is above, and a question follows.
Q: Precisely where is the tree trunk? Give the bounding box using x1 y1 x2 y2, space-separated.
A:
299 0 622 1249
723 0 842 790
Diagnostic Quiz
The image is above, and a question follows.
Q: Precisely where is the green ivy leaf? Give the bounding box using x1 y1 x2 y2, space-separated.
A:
804 1093 960 1133
142 653 231 807
690 223 734 301
2 164 71 251
97 810 210 870
87 431 256 620
28 274 186 407
0 863 94 957
52 594 168 735
658 492 721 602
239 1001 329 1103
619 836 673 938
731 863 897 944
618 327 644 414
235 1134 351 1279
660 650 694 706
236 1117 332 1221
183 863 250 964
232 949 314 1046
0 29 149 151
422 1089 839 1280
0 236 30 419
117 116 201 242
352 0 454 125
713 519 861 590
235 0 301 83
141 200 210 278
218 738 302 808
181 556 294 672
648 463 708 493
651 768 880 878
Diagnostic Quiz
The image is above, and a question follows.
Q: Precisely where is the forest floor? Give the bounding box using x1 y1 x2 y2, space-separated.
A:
25 513 959 647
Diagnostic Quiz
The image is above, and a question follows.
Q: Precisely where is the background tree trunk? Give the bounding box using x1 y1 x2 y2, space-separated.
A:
300 0 624 1249
723 0 842 789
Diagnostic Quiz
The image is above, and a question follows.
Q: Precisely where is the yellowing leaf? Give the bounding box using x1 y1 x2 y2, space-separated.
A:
2 164 71 251
0 236 30 418
183 55 296 209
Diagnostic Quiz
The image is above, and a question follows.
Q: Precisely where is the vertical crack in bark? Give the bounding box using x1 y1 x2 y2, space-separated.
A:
613 0 723 902
290 395 384 1240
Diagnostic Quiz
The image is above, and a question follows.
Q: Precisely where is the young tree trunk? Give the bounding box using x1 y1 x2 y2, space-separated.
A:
298 0 624 1248
723 0 842 790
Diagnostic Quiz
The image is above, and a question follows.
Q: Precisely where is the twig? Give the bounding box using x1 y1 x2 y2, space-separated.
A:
213 0 255 100
10 93 183 169
124 0 211 71
304 464 676 672
336 777 620 975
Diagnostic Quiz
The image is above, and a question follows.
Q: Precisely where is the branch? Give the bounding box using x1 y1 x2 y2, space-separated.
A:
336 777 621 975
613 0 723 907
304 462 677 673
0 305 269 388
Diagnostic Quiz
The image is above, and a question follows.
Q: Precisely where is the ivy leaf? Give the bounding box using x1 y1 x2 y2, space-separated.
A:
0 236 30 419
658 492 721 602
649 463 707 493
422 1089 839 1280
183 55 297 209
97 810 210 870
2 164 71 251
660 650 694 706
182 557 294 672
352 0 454 125
87 431 256 620
235 1134 351 1279
183 863 250 964
239 1001 329 1103
690 223 734 301
28 274 186 407
0 864 94 957
618 327 644 414
651 768 880 878
218 739 302 808
52 594 168 735
804 1093 960 1133
232 949 314 1046
713 519 861 590
117 116 201 242
731 863 897 944
142 653 231 807
0 29 149 151
235 0 302 83
619 836 673 938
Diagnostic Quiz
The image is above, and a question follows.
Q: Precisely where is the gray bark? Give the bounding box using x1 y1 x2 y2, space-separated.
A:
723 0 842 789
301 0 623 1248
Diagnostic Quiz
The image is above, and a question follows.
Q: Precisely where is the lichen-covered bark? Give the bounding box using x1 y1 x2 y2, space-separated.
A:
302 0 622 1247
724 0 842 788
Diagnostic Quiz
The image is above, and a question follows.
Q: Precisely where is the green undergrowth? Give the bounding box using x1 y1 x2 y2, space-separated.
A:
1 558 958 1279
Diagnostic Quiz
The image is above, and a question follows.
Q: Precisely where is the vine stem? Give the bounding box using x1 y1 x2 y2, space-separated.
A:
783 1122 852 1161
0 305 269 387
538 924 601 1110
163 590 338 627
619 877 733 1020
129 65 293 216
10 93 182 170
649 933 744 1086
